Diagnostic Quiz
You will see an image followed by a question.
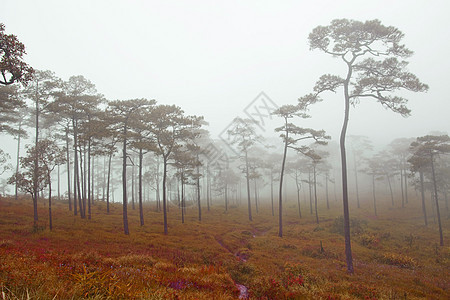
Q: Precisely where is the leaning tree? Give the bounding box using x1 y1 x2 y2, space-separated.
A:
307 19 429 273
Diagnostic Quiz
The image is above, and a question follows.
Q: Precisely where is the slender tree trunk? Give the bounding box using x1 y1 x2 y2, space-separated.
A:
278 119 288 237
163 156 168 234
65 128 72 212
92 155 95 204
139 149 144 226
181 173 185 224
404 167 408 204
87 139 91 220
387 174 394 206
73 119 83 218
372 174 377 216
245 150 252 222
254 179 258 214
271 172 274 216
295 173 301 218
419 171 427 226
314 165 319 224
132 162 135 210
33 82 39 226
340 60 354 274
122 125 129 235
225 182 228 211
400 169 405 208
48 174 52 231
197 156 201 221
156 156 161 212
106 151 113 213
102 155 106 201
79 146 86 217
309 171 313 215
15 119 22 201
430 153 443 246
57 164 61 202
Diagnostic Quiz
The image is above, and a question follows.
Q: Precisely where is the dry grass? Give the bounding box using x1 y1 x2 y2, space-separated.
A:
0 195 449 299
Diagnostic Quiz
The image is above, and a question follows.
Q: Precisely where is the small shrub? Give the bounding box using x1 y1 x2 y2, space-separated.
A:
357 233 380 248
378 253 417 269
250 276 285 299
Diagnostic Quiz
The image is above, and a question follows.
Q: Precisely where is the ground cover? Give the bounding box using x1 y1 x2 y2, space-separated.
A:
0 197 448 299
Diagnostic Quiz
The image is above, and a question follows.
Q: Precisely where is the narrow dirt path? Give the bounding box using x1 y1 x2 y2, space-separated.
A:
213 234 249 299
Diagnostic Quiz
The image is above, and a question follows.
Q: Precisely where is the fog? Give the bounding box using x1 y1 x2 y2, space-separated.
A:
2 1 450 196
3 0 450 146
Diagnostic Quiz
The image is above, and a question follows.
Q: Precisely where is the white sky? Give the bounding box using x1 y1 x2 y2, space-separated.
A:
2 0 450 150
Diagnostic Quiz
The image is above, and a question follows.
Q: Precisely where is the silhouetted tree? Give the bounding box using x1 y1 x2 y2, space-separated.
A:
38 139 66 230
226 118 261 222
308 19 429 273
273 102 328 237
410 135 450 246
150 104 193 234
108 99 156 235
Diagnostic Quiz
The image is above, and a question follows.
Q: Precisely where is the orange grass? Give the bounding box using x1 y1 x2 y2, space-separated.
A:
0 195 449 299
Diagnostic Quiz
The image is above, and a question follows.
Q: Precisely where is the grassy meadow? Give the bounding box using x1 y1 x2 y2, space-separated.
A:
0 195 449 299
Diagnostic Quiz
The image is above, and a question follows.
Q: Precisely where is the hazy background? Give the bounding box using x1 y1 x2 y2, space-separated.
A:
2 0 450 151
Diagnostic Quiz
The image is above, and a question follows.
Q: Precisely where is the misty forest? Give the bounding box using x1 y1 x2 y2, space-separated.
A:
0 17 449 299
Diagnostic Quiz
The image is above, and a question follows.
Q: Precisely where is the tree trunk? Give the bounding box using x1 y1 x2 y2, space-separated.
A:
314 165 319 224
48 174 52 231
404 167 408 204
309 171 313 215
430 153 443 246
254 179 258 214
73 119 83 218
122 124 129 235
33 82 39 226
387 174 394 206
278 119 288 237
295 173 301 219
65 127 72 211
57 164 60 202
400 168 405 208
163 155 168 234
181 172 185 224
106 151 113 214
245 150 252 222
271 172 274 216
372 174 377 216
156 156 161 212
132 162 135 210
87 139 91 220
15 119 22 201
139 148 144 226
197 156 201 221
340 59 354 274
80 146 86 217
419 171 427 226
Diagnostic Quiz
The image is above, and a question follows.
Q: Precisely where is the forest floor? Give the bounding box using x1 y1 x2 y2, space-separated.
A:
0 196 449 299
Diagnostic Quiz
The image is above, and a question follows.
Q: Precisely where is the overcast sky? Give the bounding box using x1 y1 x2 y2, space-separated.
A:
2 0 450 150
